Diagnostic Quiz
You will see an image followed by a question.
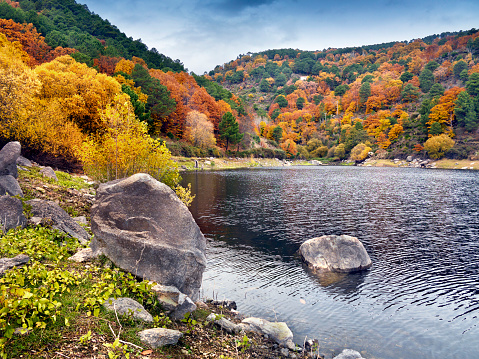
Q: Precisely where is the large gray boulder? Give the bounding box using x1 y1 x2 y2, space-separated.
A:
0 141 21 178
300 235 372 273
0 195 26 232
26 199 90 245
0 175 23 197
90 173 206 301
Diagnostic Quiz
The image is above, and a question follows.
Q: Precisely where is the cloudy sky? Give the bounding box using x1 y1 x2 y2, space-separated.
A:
78 0 479 74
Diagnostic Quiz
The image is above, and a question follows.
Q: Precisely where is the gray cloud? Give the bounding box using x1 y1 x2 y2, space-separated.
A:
209 0 277 13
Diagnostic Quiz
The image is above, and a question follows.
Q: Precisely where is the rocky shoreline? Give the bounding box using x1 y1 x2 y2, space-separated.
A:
175 155 479 172
0 142 368 359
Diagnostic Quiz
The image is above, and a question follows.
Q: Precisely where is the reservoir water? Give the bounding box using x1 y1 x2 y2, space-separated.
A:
182 166 479 359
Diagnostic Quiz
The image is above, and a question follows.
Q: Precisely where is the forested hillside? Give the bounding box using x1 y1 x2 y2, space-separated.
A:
1 0 479 167
207 29 479 161
0 0 184 71
0 0 252 178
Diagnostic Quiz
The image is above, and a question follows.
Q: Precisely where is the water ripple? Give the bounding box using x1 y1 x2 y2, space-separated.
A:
183 167 479 359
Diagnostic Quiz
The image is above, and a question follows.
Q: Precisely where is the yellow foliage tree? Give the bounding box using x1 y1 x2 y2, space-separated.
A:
388 124 404 141
114 59 135 75
350 143 371 162
424 134 454 159
280 139 297 158
184 111 216 149
35 56 121 133
77 94 181 189
0 34 84 159
0 33 39 125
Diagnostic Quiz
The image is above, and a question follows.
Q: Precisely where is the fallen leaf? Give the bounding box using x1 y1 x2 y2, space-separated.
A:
141 350 153 355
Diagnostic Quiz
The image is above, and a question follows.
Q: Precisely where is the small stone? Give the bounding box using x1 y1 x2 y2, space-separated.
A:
206 313 238 333
138 328 183 348
73 216 88 225
40 167 58 181
68 248 96 263
103 297 153 322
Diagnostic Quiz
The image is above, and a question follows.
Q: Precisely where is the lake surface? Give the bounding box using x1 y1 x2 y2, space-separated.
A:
182 166 479 359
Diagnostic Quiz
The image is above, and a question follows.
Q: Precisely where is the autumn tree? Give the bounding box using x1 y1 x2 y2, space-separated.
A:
280 139 297 158
0 35 84 159
219 112 243 151
350 143 371 162
184 111 216 149
35 55 121 133
77 94 182 190
0 19 50 64
424 134 454 159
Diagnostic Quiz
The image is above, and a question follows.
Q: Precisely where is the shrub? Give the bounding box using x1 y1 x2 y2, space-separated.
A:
350 143 371 162
334 144 346 159
424 134 455 159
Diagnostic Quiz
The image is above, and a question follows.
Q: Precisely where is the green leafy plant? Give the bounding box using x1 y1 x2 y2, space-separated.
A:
181 312 202 334
0 262 82 358
79 330 92 345
104 338 130 359
236 334 251 353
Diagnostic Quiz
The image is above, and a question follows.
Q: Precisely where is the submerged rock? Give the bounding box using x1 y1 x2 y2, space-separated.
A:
333 349 364 359
90 173 206 300
299 235 371 273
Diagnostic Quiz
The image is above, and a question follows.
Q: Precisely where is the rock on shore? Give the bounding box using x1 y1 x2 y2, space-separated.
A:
90 173 206 300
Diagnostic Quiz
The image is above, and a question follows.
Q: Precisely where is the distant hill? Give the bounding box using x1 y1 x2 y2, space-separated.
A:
205 28 479 160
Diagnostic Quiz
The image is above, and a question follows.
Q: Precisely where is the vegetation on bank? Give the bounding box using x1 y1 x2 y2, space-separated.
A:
1 166 301 359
